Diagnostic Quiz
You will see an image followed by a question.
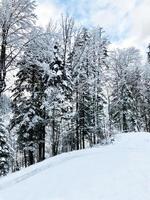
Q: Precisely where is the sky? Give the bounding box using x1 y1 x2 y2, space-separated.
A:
36 0 150 55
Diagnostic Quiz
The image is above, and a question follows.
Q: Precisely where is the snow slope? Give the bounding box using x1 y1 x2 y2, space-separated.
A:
0 132 150 200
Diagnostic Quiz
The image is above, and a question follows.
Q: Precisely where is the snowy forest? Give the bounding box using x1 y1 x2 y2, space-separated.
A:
0 0 150 176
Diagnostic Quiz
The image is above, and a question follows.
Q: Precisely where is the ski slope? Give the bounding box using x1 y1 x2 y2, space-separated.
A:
0 132 150 200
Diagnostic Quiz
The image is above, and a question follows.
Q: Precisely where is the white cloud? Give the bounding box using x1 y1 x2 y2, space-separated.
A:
35 1 63 27
112 0 150 55
129 0 150 43
36 0 150 55
92 0 150 54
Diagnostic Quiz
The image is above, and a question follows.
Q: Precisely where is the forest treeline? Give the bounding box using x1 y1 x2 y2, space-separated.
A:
0 0 150 176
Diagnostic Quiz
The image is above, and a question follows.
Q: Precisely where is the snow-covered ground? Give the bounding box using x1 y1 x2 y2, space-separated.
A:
0 132 150 200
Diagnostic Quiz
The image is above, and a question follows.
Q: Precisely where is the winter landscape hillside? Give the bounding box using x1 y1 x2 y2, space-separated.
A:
0 132 150 200
0 0 150 199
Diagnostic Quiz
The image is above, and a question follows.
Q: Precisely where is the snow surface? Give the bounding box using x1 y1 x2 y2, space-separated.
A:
0 132 150 200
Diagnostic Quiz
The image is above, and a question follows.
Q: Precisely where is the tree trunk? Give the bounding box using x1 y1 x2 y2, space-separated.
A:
76 88 79 150
28 150 34 166
0 25 7 95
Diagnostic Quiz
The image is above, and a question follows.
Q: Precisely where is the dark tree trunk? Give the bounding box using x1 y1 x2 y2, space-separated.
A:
24 150 27 168
38 126 46 161
0 25 7 95
51 108 57 156
76 88 79 150
28 150 34 165
28 131 34 166
122 111 128 132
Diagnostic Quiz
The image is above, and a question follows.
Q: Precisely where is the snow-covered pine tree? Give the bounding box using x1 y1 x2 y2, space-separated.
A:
0 118 9 176
69 27 91 150
44 16 77 155
10 33 50 166
126 67 143 131
110 48 142 132
68 27 109 148
140 62 150 132
141 45 150 131
0 94 12 175
45 40 72 156
90 28 108 143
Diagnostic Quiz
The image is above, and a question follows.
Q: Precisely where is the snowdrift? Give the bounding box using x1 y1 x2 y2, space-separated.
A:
0 132 150 200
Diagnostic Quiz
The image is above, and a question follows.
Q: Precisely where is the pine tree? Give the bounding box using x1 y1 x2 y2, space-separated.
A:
110 48 142 132
126 67 143 131
0 118 9 176
11 37 48 166
69 27 109 148
45 41 72 156
90 28 108 142
141 65 150 132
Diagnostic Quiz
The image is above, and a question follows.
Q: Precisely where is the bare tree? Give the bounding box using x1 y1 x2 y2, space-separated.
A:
0 0 36 94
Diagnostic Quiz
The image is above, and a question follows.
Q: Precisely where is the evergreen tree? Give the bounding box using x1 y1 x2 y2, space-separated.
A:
11 35 48 166
45 41 72 156
0 118 9 176
110 48 142 132
69 27 109 148
141 65 150 132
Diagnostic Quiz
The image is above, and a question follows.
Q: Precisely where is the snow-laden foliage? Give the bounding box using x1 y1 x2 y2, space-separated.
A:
0 118 9 176
0 0 36 94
